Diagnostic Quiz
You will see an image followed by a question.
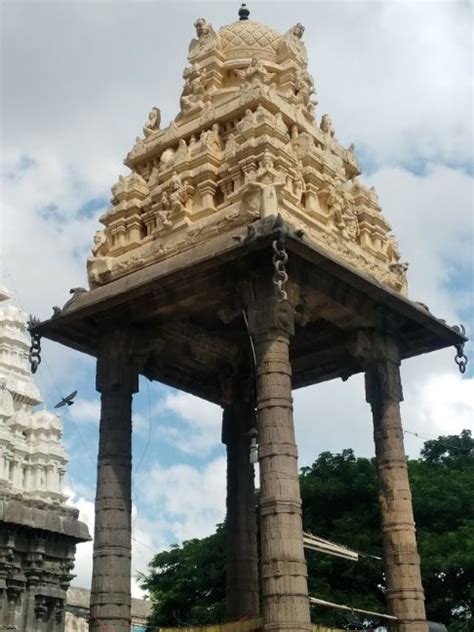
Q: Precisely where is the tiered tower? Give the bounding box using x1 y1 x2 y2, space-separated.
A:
88 16 407 297
0 287 89 631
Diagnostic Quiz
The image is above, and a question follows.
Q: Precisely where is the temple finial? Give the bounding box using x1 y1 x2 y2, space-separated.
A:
238 3 250 20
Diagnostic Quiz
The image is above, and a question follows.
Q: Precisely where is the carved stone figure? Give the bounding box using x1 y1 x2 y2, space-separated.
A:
181 66 207 113
387 235 401 263
148 166 160 188
326 187 345 227
274 112 288 134
235 55 274 89
279 22 308 64
175 138 189 162
169 172 192 214
243 154 285 217
91 231 108 258
341 205 359 241
157 192 173 231
320 114 335 137
189 134 198 154
255 104 267 123
160 147 176 169
201 123 223 154
294 67 314 107
189 18 219 58
224 133 238 158
293 171 306 202
389 262 409 294
143 107 161 138
293 131 314 158
236 109 256 134
290 125 299 145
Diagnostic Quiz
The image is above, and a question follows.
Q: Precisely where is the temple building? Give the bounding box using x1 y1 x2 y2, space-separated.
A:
31 6 467 632
0 286 90 631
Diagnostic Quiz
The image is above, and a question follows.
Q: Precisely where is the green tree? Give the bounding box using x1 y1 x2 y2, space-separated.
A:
139 527 226 627
141 432 473 629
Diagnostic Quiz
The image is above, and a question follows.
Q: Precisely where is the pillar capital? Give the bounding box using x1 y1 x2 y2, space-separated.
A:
247 295 295 337
349 329 401 367
348 330 403 405
96 327 148 394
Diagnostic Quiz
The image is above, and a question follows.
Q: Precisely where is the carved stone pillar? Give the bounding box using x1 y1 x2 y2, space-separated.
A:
248 289 311 632
363 332 428 632
90 328 144 632
222 380 259 621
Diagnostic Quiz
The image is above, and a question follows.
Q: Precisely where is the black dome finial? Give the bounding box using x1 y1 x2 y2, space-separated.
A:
238 3 250 20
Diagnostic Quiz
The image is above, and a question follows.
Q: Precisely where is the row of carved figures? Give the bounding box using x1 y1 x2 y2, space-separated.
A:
97 157 396 266
138 112 350 190
140 52 317 140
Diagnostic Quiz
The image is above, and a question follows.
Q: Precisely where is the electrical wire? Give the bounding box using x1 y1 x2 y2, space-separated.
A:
403 429 472 453
132 380 153 535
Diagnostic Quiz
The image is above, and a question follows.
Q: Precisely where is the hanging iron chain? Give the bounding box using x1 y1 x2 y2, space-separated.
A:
272 237 288 302
452 324 468 375
454 343 468 374
28 316 42 374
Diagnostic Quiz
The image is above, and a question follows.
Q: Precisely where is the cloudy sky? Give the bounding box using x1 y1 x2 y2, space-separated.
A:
1 0 473 598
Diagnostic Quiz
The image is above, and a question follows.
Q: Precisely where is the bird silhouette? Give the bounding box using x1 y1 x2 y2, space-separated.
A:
54 390 78 409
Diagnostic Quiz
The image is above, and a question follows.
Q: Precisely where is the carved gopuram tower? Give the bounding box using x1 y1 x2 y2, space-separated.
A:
0 287 90 631
30 8 468 632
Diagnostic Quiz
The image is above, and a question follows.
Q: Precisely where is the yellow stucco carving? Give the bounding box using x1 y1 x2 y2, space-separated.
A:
88 17 408 295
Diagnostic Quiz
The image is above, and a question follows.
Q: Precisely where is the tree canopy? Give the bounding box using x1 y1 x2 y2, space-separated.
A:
140 431 473 630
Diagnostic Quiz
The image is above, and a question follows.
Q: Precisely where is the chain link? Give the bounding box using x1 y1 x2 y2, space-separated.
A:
272 238 288 302
451 324 468 375
454 343 468 375
28 316 42 374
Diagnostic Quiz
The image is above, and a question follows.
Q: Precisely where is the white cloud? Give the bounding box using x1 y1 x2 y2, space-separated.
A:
413 371 474 438
139 457 227 542
69 398 100 425
367 164 473 318
159 391 222 457
293 348 474 466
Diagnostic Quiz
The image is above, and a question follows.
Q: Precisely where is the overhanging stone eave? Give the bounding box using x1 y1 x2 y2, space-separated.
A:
31 219 466 401
285 234 467 355
0 496 91 543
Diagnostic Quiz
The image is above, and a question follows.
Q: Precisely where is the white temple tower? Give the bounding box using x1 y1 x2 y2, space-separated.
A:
0 286 68 504
0 286 90 631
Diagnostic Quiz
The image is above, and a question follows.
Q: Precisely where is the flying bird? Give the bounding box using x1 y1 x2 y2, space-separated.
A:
54 390 78 409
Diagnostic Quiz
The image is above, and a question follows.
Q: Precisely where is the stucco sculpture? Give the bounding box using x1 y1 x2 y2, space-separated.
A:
87 17 408 296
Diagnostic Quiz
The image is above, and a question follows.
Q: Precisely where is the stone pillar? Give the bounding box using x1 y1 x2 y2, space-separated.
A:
364 333 428 632
248 290 311 632
90 328 144 632
222 381 259 620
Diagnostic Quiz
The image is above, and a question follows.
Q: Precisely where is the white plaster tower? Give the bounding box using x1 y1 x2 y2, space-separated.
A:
0 286 89 631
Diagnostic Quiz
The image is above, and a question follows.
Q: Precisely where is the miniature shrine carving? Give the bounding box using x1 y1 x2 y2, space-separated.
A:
87 15 409 296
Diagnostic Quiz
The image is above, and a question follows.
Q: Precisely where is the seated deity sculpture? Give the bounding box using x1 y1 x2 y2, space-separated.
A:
87 230 113 284
235 55 274 89
143 107 161 138
180 66 207 113
201 123 223 154
320 114 335 138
